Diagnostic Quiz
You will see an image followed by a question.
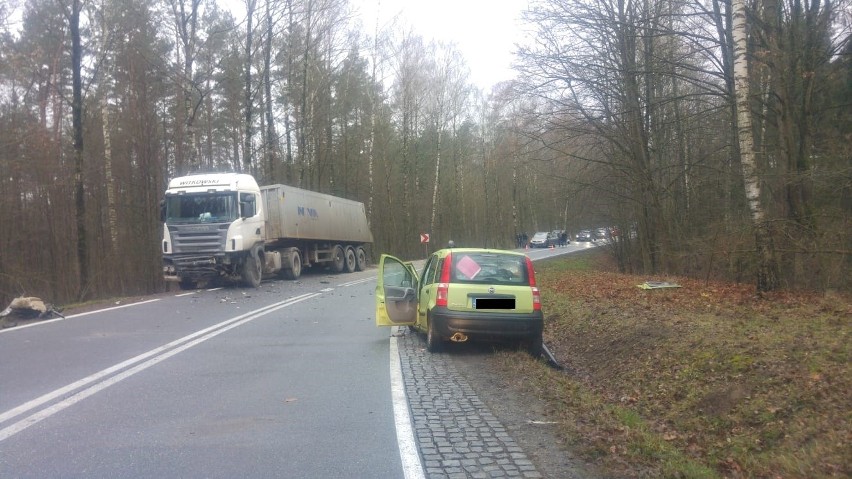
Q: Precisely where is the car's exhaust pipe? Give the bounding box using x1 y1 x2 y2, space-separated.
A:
449 332 469 343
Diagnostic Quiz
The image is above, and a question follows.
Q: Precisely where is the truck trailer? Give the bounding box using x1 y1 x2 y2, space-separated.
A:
161 173 373 289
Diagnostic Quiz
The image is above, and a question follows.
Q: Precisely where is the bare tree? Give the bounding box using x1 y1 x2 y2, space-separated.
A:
69 0 89 299
243 0 257 174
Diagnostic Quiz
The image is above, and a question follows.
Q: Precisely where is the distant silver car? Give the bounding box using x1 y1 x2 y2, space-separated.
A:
529 232 550 248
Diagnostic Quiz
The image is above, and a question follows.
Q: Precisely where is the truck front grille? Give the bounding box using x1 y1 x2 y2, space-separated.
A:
168 224 229 253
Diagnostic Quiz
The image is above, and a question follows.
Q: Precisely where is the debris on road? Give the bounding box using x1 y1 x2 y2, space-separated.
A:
636 281 681 290
0 296 64 328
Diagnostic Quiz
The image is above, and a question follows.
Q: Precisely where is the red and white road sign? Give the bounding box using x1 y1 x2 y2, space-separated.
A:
420 233 430 243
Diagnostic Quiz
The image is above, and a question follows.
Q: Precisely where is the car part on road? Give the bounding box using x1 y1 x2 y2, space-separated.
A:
542 342 563 370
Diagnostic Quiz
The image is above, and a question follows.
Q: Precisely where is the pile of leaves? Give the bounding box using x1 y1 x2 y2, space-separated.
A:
495 250 850 478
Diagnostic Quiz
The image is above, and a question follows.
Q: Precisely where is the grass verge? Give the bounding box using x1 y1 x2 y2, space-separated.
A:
494 249 850 478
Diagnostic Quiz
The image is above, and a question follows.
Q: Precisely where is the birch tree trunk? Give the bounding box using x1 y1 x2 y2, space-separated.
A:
101 94 119 254
429 127 442 234
732 0 779 292
98 9 118 257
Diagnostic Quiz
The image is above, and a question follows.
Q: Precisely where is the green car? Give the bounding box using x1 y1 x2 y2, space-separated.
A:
375 247 544 356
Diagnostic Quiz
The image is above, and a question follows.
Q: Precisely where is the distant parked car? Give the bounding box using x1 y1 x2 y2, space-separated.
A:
576 230 593 242
529 232 550 248
547 232 560 246
594 228 608 240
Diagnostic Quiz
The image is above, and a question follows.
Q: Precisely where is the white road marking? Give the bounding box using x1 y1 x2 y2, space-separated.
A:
0 293 320 442
64 299 162 319
390 326 425 479
337 277 376 288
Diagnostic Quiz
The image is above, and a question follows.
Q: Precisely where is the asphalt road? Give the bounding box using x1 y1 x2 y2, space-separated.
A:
0 242 599 478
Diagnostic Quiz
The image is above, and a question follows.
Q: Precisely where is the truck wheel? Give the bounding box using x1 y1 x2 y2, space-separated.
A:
178 279 197 290
344 246 357 273
241 252 262 288
282 250 302 280
355 247 368 271
331 245 345 273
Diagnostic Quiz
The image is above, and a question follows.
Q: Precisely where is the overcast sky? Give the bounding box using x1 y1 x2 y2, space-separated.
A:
352 0 529 90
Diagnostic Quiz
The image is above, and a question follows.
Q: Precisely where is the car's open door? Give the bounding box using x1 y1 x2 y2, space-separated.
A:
375 254 418 327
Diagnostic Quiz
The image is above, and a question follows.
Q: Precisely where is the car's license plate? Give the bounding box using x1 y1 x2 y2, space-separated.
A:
473 298 515 309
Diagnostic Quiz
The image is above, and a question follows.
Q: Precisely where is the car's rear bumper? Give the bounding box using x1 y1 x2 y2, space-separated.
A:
429 307 543 340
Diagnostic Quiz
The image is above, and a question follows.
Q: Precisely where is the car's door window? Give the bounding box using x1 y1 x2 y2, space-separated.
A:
381 258 418 324
418 254 442 318
383 259 415 289
421 255 437 286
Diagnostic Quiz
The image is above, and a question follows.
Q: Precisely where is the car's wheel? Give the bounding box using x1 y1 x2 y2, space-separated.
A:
282 250 302 280
331 245 345 273
241 252 262 288
355 247 368 271
426 317 441 352
343 246 357 273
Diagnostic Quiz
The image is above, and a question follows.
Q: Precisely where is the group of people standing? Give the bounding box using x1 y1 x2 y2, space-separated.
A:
514 231 570 248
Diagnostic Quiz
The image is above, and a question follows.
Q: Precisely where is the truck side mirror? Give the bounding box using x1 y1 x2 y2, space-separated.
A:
159 200 166 222
240 194 256 218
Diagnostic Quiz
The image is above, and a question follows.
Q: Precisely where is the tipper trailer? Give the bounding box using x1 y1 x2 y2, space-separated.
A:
161 173 373 289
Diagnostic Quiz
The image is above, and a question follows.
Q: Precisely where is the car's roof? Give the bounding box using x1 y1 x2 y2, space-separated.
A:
434 247 528 258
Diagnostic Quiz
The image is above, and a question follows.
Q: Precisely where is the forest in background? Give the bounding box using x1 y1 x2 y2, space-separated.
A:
0 0 849 306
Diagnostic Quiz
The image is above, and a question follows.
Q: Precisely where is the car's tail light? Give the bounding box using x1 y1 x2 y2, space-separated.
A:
531 287 541 311
525 257 541 311
436 253 452 307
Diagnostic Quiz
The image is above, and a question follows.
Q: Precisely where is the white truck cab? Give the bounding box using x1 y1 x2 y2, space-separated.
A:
161 173 265 289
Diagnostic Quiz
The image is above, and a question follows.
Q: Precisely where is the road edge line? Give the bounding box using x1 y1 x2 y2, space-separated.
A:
390 326 425 479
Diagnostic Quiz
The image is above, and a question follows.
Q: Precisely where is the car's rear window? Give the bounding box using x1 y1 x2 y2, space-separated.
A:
450 253 529 285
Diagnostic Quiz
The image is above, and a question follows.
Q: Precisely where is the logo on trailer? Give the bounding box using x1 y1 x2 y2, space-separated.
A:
297 206 319 219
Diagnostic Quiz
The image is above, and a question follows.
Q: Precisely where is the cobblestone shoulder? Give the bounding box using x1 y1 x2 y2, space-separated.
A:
397 327 597 479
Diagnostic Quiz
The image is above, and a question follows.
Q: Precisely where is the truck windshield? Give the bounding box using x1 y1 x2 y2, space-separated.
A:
164 192 238 224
